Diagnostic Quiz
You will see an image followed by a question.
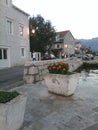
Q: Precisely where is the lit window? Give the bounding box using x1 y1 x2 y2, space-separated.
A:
7 20 12 34
19 26 23 36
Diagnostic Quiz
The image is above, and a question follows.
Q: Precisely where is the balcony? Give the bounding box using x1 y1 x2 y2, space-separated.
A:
55 38 64 43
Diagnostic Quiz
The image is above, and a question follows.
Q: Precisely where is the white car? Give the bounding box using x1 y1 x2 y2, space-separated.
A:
50 54 55 58
82 54 94 60
87 54 94 60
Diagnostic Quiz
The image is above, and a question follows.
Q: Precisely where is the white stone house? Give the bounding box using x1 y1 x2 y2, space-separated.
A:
51 30 75 58
74 41 82 54
0 0 30 69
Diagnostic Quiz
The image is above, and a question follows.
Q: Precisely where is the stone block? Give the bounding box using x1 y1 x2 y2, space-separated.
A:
0 94 27 130
34 75 40 82
24 68 28 75
39 76 43 81
24 75 34 84
29 67 38 74
44 73 80 96
38 66 43 70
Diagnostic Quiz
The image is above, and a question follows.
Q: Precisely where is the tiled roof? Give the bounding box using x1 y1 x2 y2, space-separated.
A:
57 30 70 37
75 41 81 44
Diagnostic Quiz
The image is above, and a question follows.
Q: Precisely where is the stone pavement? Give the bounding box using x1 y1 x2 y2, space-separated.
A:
11 78 98 130
0 65 24 90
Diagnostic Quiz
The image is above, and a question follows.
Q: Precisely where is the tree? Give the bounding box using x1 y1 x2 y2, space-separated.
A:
29 15 56 55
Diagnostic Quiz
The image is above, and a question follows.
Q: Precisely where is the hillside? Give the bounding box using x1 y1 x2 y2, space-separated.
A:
78 37 98 52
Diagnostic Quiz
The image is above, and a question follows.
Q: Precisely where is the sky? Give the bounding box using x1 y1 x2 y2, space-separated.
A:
13 0 98 39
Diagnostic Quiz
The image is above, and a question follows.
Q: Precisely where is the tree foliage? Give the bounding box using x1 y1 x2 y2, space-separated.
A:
29 15 56 54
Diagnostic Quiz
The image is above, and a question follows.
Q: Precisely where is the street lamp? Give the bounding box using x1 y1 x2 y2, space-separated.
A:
32 29 35 34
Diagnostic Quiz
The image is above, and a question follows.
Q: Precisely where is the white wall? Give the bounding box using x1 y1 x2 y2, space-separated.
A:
0 0 30 68
63 31 75 55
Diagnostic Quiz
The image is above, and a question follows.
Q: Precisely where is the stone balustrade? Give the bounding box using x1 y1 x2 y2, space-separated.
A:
24 57 83 84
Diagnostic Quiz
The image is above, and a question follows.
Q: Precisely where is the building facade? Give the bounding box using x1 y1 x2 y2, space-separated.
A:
0 0 30 69
52 30 75 58
74 41 82 54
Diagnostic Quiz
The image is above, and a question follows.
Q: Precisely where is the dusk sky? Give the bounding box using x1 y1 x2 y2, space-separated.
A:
13 0 98 39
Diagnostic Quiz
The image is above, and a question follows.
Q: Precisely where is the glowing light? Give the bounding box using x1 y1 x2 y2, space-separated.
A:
64 44 68 48
32 29 35 34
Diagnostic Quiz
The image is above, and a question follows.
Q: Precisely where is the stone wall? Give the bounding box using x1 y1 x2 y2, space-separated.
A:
24 58 83 84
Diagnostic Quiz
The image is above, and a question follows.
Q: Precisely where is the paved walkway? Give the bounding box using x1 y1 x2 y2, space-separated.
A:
11 79 98 130
0 66 24 90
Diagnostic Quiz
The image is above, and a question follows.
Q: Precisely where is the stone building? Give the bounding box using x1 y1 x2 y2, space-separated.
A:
75 41 82 54
0 0 30 69
51 30 75 58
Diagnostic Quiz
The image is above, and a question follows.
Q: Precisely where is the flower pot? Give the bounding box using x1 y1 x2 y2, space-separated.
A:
44 73 80 96
0 93 27 130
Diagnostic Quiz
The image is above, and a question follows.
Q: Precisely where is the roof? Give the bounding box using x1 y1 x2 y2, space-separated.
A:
57 30 70 37
75 41 81 44
57 30 75 40
12 5 30 16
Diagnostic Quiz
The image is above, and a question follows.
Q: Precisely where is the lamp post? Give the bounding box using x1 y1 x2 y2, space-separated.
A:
30 25 36 53
32 28 35 34
31 26 38 35
30 23 36 36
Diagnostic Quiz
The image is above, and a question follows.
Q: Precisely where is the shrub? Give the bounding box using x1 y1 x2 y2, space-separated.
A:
0 91 20 103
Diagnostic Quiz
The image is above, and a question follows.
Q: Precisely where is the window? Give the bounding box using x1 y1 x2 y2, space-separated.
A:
56 35 60 41
6 0 8 5
19 26 23 36
21 48 25 57
3 49 7 59
57 44 60 48
7 20 13 34
0 49 7 59
0 49 2 59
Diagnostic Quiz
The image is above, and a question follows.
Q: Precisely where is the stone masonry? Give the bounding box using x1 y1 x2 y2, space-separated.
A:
24 58 83 84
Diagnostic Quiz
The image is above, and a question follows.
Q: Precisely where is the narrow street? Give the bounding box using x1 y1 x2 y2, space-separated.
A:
0 66 24 90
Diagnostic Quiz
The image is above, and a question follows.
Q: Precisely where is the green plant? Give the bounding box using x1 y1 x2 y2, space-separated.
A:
0 91 20 103
47 62 70 74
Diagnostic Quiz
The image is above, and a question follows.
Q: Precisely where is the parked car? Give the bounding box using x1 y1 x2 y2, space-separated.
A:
42 54 56 60
82 54 94 60
75 54 83 58
87 54 94 60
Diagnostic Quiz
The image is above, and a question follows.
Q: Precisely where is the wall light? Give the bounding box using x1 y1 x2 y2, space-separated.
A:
64 44 68 48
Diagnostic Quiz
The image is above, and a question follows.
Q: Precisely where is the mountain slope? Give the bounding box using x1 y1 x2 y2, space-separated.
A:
78 37 98 52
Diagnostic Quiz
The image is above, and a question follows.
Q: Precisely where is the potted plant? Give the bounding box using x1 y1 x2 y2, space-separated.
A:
44 61 80 96
0 90 27 130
